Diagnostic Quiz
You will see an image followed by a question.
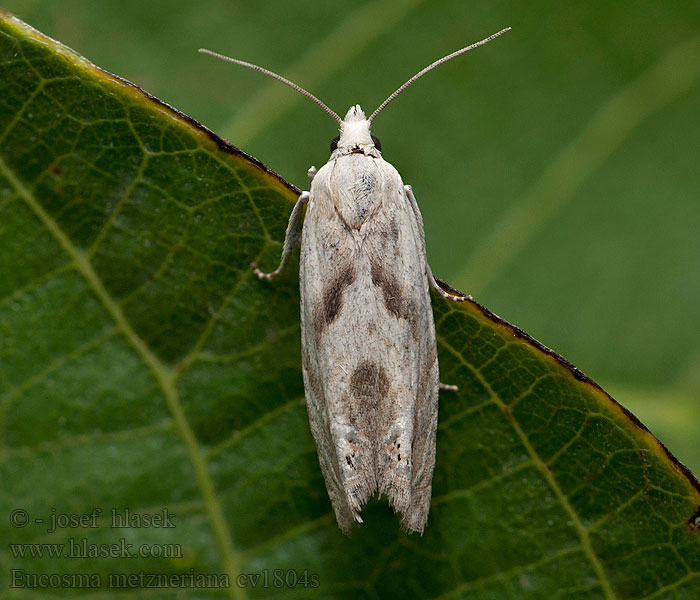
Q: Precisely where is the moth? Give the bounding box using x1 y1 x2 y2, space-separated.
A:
200 27 509 534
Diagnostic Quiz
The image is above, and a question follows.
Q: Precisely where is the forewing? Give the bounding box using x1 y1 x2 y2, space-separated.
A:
362 166 438 533
300 155 438 534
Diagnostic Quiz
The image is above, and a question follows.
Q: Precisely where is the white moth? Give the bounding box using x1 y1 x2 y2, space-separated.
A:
200 27 510 534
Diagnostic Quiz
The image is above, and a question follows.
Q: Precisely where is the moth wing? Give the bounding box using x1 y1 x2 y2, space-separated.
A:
299 161 365 533
300 155 438 534
361 166 439 534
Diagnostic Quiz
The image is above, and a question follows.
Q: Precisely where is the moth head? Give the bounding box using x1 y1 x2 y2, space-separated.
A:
330 105 382 155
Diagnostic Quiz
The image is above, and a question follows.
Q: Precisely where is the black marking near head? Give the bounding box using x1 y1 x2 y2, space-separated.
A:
330 134 381 152
313 263 356 340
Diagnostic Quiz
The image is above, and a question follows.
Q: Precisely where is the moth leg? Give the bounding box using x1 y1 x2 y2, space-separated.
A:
404 185 472 302
307 166 318 184
439 382 459 392
252 191 310 280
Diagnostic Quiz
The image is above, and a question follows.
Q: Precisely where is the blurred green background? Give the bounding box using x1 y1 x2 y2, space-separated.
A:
5 0 699 474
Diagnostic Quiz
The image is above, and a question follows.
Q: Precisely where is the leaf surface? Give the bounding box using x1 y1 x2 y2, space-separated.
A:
1 13 699 599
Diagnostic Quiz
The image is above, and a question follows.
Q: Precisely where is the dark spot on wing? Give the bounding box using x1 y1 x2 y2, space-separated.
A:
313 263 356 340
370 260 420 340
371 261 402 316
350 361 390 408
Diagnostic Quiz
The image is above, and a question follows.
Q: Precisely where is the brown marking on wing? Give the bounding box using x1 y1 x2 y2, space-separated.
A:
313 263 356 342
350 360 390 406
370 260 420 340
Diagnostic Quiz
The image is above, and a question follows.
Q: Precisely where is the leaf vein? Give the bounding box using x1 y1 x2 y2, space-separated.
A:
0 153 247 600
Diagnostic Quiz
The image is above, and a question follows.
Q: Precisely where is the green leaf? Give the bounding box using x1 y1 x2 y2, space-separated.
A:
1 11 699 600
4 0 700 478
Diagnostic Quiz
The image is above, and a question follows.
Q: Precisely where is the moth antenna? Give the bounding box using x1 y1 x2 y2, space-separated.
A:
198 48 342 125
368 27 511 124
